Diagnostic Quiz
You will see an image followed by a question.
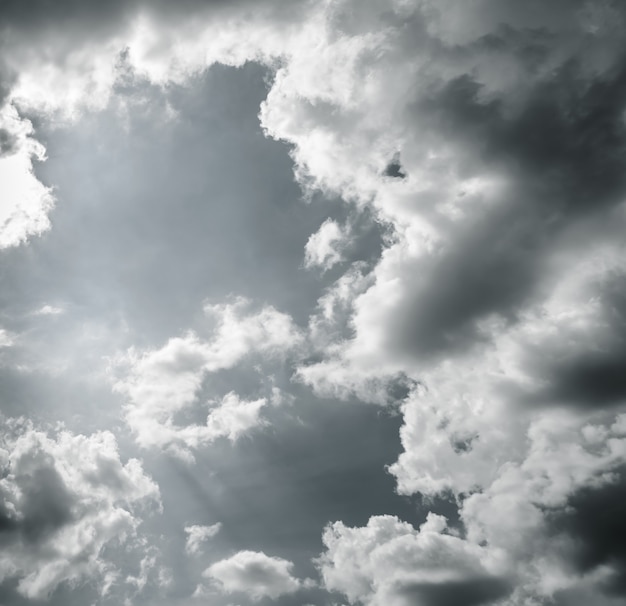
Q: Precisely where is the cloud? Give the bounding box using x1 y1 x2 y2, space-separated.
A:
387 250 626 496
1 2 626 605
319 412 626 605
547 467 626 596
0 103 54 249
304 219 348 271
0 329 14 348
457 411 626 603
112 298 302 456
184 523 221 555
0 0 309 253
33 304 64 316
205 550 311 600
317 513 510 606
0 418 160 599
251 3 626 604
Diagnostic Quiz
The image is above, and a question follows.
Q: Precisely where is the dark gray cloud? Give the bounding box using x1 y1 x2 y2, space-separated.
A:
390 55 626 363
11 466 74 544
0 61 19 157
0 128 19 157
0 421 160 601
547 468 626 597
0 0 303 40
383 153 407 180
0 441 74 548
0 0 130 32
397 577 512 606
539 353 626 409
517 271 626 410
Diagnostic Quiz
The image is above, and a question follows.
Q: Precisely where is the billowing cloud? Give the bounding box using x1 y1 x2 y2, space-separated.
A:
319 413 626 605
459 411 626 603
0 103 54 249
205 550 311 601
112 298 302 457
279 0 626 388
384 248 626 495
0 418 160 599
254 2 626 605
318 513 510 606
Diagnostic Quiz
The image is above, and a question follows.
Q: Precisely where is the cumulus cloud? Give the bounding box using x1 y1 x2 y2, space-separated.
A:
0 103 54 249
250 2 626 604
0 418 160 599
205 550 311 600
284 0 626 393
184 523 221 555
459 412 626 603
112 298 301 456
321 411 626 604
319 409 626 604
318 513 510 606
388 250 626 498
304 219 347 271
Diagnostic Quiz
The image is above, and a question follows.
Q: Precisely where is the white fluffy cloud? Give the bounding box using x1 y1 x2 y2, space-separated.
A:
184 523 221 555
0 418 160 599
205 550 311 601
318 412 626 606
304 219 347 271
318 513 509 606
459 412 626 603
389 245 626 496
0 103 54 249
113 298 302 456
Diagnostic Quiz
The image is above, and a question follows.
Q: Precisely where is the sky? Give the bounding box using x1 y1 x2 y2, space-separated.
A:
1 1 626 605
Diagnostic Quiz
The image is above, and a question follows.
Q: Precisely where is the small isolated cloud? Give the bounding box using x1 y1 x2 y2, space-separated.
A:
205 550 312 601
0 328 14 348
184 523 222 555
304 219 347 271
0 418 160 600
205 392 268 442
113 298 302 457
33 304 64 316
